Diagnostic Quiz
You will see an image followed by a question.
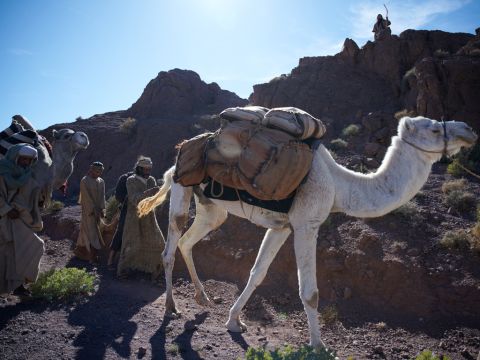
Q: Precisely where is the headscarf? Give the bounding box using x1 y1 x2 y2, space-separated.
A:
90 161 104 170
0 144 38 189
135 156 153 168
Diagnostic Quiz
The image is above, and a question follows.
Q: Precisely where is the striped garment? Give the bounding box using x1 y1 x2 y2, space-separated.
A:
0 122 41 157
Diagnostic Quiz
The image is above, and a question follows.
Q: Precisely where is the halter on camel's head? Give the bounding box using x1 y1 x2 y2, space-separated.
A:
398 116 477 158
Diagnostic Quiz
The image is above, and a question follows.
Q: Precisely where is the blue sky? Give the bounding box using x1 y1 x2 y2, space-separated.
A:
1 0 478 129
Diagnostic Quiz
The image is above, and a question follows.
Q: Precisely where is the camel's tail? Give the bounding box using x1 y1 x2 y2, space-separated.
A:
138 166 175 217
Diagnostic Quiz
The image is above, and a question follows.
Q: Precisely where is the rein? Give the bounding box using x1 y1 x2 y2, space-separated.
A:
400 119 448 156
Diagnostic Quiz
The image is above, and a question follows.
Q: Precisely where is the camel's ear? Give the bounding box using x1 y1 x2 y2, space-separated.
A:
403 117 416 133
52 129 60 139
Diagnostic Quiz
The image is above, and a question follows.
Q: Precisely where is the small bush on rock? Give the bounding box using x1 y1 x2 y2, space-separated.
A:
415 349 450 360
320 305 338 326
392 201 420 220
444 190 476 213
46 200 64 212
440 230 471 250
119 117 137 135
243 345 337 360
446 159 466 177
31 268 96 301
441 179 467 194
342 124 360 137
329 139 348 150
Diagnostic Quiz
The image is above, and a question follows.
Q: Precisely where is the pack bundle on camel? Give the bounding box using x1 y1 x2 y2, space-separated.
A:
0 115 89 205
138 113 476 351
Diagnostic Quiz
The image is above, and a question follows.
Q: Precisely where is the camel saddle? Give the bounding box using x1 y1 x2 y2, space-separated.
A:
173 132 213 187
173 107 324 200
205 121 313 200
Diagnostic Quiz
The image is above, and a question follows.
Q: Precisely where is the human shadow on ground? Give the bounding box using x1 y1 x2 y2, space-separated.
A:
150 311 209 360
66 258 164 360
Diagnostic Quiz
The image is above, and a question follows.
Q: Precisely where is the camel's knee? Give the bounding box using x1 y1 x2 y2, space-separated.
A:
173 214 188 232
301 288 319 309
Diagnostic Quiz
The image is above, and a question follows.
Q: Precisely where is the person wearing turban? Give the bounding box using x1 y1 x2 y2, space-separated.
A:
117 156 164 278
0 144 44 296
74 161 106 263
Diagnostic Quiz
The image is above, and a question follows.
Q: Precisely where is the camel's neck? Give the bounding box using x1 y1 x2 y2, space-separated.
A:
52 142 76 186
325 137 440 217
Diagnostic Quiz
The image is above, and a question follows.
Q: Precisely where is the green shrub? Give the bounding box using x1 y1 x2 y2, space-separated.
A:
31 268 96 301
105 195 120 223
446 151 478 178
329 139 348 150
469 234 480 255
415 349 450 360
320 305 338 326
439 230 471 250
46 200 64 212
444 190 476 213
446 159 465 177
392 201 420 219
441 179 467 194
243 345 337 360
119 117 137 134
342 124 360 137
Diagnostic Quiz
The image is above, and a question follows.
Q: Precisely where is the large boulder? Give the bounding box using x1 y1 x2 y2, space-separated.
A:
126 69 247 119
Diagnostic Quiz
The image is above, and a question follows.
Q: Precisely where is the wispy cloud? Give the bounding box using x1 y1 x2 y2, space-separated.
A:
350 0 471 40
7 48 33 56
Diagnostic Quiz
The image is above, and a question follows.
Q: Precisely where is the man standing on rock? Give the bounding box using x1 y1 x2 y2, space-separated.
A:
372 14 391 41
107 170 134 269
0 144 45 296
117 156 164 278
74 161 106 263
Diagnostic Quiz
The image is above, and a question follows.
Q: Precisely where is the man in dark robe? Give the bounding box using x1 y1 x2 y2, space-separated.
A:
372 14 391 41
107 170 134 268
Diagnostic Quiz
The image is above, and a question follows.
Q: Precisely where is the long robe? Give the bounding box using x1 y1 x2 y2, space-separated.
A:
74 175 105 261
0 176 44 294
117 175 164 276
110 172 133 252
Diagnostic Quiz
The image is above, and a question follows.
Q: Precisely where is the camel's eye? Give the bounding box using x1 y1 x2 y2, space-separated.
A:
431 129 441 134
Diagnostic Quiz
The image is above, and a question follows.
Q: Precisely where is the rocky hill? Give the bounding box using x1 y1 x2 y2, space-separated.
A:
41 29 480 326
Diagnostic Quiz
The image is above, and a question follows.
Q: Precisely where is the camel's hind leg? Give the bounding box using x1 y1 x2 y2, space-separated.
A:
178 195 227 306
164 182 193 316
226 226 291 332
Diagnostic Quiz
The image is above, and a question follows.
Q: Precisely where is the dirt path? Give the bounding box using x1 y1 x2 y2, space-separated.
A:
1 234 480 360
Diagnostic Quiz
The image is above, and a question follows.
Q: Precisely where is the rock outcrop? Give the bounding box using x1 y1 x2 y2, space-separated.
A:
126 68 247 119
250 29 477 135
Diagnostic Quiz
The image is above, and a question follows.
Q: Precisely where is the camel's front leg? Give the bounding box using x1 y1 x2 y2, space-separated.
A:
164 183 193 316
293 225 325 350
226 226 291 333
178 198 227 306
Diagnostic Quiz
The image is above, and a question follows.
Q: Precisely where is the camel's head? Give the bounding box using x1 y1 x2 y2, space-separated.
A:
51 128 89 190
52 128 89 151
398 116 477 157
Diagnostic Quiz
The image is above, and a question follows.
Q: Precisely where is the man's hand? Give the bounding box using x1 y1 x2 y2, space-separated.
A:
7 209 20 219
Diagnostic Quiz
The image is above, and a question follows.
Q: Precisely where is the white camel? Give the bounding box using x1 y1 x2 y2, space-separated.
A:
138 116 477 350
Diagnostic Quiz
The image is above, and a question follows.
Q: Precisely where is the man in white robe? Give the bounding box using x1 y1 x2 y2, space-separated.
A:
0 144 44 296
74 161 106 263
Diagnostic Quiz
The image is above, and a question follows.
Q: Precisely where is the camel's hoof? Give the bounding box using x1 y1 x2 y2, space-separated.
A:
194 291 212 306
165 298 181 318
165 311 182 319
226 318 247 333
